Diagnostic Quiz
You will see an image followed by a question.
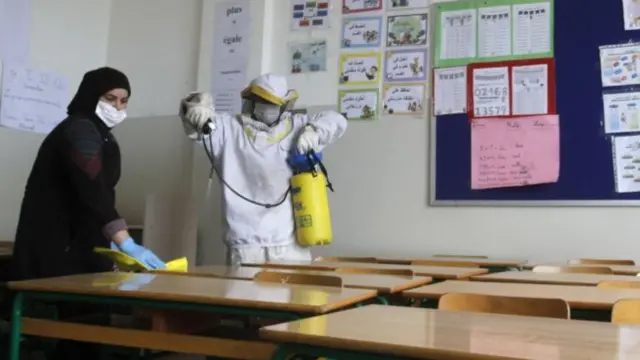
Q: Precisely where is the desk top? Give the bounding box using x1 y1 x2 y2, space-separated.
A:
261 305 640 359
523 263 640 275
376 256 527 267
472 271 640 286
243 260 487 279
187 265 432 293
8 272 376 314
0 248 12 259
404 280 640 310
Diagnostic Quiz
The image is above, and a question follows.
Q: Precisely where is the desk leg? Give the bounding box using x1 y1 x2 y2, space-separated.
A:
9 292 23 360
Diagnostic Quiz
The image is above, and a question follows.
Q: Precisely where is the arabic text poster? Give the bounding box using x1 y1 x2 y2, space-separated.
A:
386 0 429 11
603 91 640 134
433 66 467 115
338 89 379 120
613 134 640 193
471 115 560 190
512 63 548 115
477 5 511 58
435 4 477 67
384 49 427 82
512 2 552 56
343 0 382 14
623 0 640 30
342 16 383 49
338 52 381 86
386 13 428 48
600 44 640 87
471 66 510 117
288 39 327 74
382 83 425 116
291 0 331 30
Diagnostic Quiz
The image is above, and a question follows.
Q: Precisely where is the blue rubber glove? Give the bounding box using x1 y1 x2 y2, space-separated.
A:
117 237 166 270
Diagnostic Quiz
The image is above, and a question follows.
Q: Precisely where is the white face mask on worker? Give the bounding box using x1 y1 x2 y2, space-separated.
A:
253 103 281 125
95 101 127 127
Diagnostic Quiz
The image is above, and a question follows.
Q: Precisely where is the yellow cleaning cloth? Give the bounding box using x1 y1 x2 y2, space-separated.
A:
93 247 188 272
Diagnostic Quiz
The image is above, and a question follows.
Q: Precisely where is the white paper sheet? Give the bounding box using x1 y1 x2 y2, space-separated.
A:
512 64 548 115
478 6 511 58
213 91 242 115
603 91 640 134
0 63 69 134
472 67 509 117
513 2 551 55
0 0 30 63
213 1 251 62
439 9 477 60
623 0 640 30
289 39 327 73
211 60 247 90
613 134 640 193
433 66 467 115
599 43 640 87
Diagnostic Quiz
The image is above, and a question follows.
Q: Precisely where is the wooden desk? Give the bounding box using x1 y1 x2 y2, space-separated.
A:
0 247 12 260
261 305 640 359
7 272 376 360
403 280 640 310
377 256 527 268
472 271 640 286
524 263 640 275
185 265 432 293
243 260 487 280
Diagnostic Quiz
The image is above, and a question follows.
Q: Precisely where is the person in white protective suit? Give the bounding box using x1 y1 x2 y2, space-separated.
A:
179 73 347 265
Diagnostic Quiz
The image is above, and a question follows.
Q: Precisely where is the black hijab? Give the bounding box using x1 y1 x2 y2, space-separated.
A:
67 67 131 117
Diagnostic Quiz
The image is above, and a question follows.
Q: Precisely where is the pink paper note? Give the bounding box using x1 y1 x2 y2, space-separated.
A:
471 115 560 190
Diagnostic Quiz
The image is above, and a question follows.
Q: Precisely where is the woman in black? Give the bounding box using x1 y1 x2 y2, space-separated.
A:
9 67 164 358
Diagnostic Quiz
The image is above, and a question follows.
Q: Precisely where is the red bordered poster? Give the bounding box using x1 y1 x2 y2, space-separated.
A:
343 0 383 14
467 58 556 119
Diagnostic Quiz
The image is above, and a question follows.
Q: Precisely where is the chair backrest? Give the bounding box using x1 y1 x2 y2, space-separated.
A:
532 265 613 274
253 271 343 287
612 299 640 324
335 267 414 276
315 256 378 263
571 258 635 266
598 280 640 289
412 260 479 268
438 292 570 319
433 254 488 259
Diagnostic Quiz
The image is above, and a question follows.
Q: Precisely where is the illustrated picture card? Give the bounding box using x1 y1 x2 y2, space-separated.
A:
603 91 640 134
338 52 381 86
291 0 331 30
386 0 429 11
599 43 640 87
384 49 427 82
382 83 426 116
342 16 383 48
623 0 640 30
613 134 640 193
338 89 379 120
343 0 383 14
386 13 428 47
288 39 327 74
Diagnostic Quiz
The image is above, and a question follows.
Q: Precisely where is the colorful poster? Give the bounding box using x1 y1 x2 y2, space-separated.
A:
613 134 640 193
386 13 428 48
623 0 640 30
603 91 640 134
471 66 510 117
599 43 640 87
384 49 428 82
433 66 467 115
470 115 560 190
382 83 426 116
343 0 382 14
288 39 327 74
338 52 381 86
386 0 429 11
342 16 383 48
291 0 331 30
338 89 379 120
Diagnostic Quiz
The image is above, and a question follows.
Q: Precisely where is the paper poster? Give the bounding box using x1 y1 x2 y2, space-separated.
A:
386 13 428 48
478 5 511 58
613 134 640 193
289 39 327 74
212 91 242 115
512 2 551 56
211 60 247 90
603 91 640 134
435 7 477 66
291 0 331 30
512 64 548 115
0 63 69 134
338 89 379 120
343 0 382 14
342 17 383 48
382 83 425 116
0 0 30 63
214 1 251 29
623 0 640 30
213 1 252 62
599 43 640 87
471 67 510 117
384 49 427 82
471 115 560 190
434 66 467 115
338 52 381 86
386 0 429 10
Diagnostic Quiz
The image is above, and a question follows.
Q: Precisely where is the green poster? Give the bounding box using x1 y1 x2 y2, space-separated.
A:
337 89 379 121
433 0 478 68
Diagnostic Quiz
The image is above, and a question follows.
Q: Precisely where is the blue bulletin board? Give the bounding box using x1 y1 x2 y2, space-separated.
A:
431 0 640 206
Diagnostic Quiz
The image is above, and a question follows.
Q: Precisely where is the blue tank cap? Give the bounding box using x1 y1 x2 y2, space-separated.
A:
288 151 323 172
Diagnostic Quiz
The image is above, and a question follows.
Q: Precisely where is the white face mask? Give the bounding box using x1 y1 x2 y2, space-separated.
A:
95 100 127 127
253 103 281 125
